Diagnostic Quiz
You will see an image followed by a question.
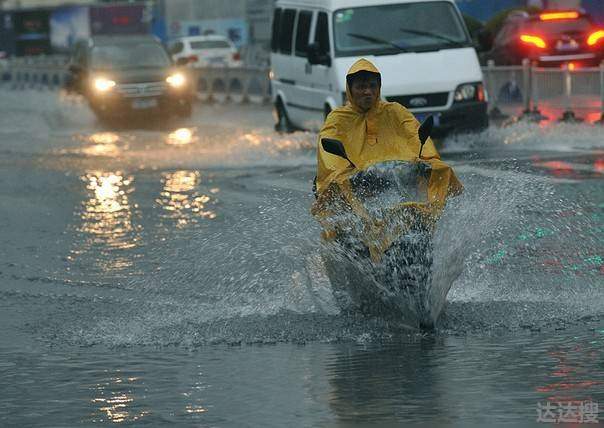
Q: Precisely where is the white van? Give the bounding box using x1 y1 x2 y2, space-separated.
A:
270 0 488 133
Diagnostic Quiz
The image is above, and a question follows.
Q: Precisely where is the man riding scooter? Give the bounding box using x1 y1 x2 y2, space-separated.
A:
311 58 463 327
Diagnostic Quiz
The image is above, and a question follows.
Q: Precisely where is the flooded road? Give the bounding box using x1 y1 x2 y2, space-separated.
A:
0 88 602 426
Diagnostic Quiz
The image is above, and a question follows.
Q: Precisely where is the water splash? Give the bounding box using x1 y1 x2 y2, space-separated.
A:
443 121 604 154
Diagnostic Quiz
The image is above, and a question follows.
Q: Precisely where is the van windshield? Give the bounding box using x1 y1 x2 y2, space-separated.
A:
333 2 470 57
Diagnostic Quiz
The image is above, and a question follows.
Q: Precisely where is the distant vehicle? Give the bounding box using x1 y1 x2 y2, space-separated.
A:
270 0 488 134
66 35 194 121
168 35 242 68
487 9 604 67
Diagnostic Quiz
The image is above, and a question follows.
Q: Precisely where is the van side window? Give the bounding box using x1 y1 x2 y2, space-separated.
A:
315 12 329 54
271 8 282 52
295 10 312 57
279 9 296 54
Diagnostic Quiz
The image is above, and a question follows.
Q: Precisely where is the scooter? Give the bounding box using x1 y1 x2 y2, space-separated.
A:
315 117 457 329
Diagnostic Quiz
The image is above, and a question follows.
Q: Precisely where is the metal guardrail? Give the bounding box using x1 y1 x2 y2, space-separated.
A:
190 66 271 104
2 55 603 123
1 55 69 89
482 59 604 123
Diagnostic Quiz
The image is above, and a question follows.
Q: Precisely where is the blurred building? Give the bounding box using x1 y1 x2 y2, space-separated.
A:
455 0 602 23
454 0 525 21
547 0 581 8
156 0 246 42
0 1 152 56
245 0 273 65
0 0 95 9
155 0 272 65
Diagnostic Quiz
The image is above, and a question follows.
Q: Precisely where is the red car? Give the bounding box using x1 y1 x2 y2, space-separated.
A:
488 10 604 67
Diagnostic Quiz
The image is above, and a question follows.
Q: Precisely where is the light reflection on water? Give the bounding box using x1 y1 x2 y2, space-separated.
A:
82 143 120 157
68 171 142 273
536 348 603 402
156 170 217 227
183 372 210 416
67 168 219 275
531 155 604 180
89 132 120 145
81 132 122 157
166 128 196 146
80 172 137 249
185 405 207 414
238 131 311 153
91 375 149 423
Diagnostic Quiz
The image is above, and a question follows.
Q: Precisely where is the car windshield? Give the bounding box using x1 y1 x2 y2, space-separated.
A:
527 17 592 35
90 43 171 69
333 2 470 57
190 40 230 49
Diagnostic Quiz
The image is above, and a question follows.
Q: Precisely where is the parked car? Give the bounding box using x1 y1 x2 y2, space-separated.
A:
486 9 604 67
270 0 488 134
168 35 242 68
66 35 194 121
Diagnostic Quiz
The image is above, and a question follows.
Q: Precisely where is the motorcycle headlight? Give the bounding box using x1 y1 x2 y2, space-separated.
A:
166 73 186 88
93 77 116 92
454 83 485 103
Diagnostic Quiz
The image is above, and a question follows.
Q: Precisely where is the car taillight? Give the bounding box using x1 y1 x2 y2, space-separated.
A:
520 34 547 49
232 52 241 61
539 11 579 21
188 55 198 63
587 30 604 46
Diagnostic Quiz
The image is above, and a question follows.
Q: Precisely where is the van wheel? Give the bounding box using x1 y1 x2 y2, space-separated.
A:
274 99 294 133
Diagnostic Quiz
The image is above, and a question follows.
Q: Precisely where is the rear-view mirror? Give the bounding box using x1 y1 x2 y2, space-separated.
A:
321 138 356 168
418 116 434 159
321 138 346 158
307 43 331 67
418 116 434 145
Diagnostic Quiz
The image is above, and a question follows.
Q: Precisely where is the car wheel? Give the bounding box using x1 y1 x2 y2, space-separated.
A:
274 99 294 133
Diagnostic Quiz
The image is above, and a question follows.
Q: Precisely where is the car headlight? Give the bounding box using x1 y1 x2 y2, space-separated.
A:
454 83 485 103
93 77 116 92
166 73 186 88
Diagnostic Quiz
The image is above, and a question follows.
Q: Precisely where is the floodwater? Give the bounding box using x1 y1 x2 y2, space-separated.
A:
0 88 602 426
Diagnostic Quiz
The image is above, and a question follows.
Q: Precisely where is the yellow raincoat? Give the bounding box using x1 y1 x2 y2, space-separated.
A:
312 59 463 260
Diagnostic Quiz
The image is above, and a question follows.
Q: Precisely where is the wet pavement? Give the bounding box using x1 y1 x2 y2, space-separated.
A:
0 88 602 426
